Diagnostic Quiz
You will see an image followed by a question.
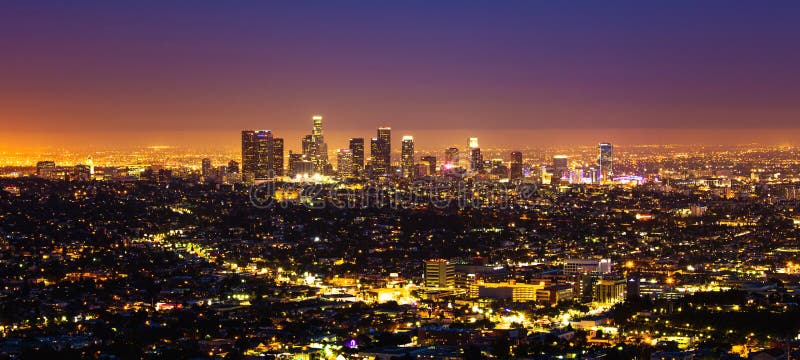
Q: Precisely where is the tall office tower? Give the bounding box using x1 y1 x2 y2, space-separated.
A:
272 137 284 176
288 152 315 178
470 148 483 171
349 138 365 173
552 155 569 179
468 137 479 149
424 260 455 288
301 135 314 157
308 115 329 172
510 151 523 179
201 158 212 176
241 130 257 177
444 147 459 165
312 115 324 143
401 135 415 178
255 130 275 178
598 142 613 182
242 130 279 179
337 149 354 177
227 160 239 174
369 137 389 175
510 151 523 165
420 156 437 176
468 137 482 171
377 127 391 168
287 152 299 177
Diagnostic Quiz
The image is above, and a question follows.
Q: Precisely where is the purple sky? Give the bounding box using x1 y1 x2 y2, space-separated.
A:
1 1 799 149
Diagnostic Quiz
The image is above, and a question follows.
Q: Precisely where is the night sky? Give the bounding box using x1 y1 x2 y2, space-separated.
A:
2 1 800 149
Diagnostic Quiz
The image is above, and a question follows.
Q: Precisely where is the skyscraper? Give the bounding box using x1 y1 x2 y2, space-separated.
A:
242 130 281 179
552 155 569 179
349 138 365 173
378 127 391 167
337 148 354 177
302 135 314 157
510 151 523 179
312 115 324 143
420 156 437 176
241 130 258 178
272 137 284 176
598 142 613 182
444 147 459 166
308 115 329 173
370 137 389 176
401 135 415 178
468 138 482 171
288 151 313 178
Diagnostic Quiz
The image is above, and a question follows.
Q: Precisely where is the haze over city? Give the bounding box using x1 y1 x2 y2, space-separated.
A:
2 1 800 153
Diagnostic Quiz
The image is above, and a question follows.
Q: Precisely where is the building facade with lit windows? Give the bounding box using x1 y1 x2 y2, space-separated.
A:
424 260 455 288
401 135 414 178
598 142 613 182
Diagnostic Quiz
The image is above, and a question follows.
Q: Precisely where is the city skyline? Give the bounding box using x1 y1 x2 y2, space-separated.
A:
3 2 800 358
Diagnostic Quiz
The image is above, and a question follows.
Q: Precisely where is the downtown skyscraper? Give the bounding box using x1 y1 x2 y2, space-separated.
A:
307 115 329 173
370 127 391 176
598 142 613 182
510 151 523 179
401 135 415 178
468 137 482 171
348 138 365 174
241 130 283 179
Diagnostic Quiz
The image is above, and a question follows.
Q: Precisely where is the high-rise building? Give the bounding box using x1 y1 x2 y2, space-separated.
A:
552 155 569 179
302 135 314 157
510 151 523 179
468 138 482 171
370 137 389 176
201 158 212 176
349 138 365 173
272 137 284 176
424 260 455 288
377 127 391 170
337 149 354 177
308 115 329 172
288 152 314 178
420 156 437 176
444 147 459 166
312 115 324 143
401 135 415 178
489 158 508 178
242 130 281 179
598 142 613 182
470 148 483 171
241 130 258 178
